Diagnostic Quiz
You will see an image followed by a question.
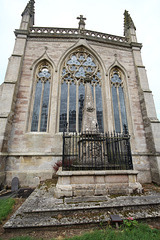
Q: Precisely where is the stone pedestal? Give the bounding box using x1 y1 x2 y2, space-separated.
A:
54 167 142 198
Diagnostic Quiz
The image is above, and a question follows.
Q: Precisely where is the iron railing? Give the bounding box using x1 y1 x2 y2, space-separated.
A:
62 126 133 171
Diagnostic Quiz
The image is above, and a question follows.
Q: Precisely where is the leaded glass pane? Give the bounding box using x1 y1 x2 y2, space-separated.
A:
119 87 127 128
95 85 103 132
38 68 51 78
67 56 80 65
91 85 94 100
112 86 121 133
78 83 85 132
40 80 50 132
59 82 68 132
31 80 42 131
111 74 122 84
69 83 76 132
75 67 85 78
83 57 96 66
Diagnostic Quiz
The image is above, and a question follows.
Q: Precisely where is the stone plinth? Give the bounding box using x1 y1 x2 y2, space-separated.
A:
54 167 142 198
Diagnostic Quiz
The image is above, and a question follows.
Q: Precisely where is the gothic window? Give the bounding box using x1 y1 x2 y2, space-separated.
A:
59 47 103 132
31 61 51 132
110 67 127 133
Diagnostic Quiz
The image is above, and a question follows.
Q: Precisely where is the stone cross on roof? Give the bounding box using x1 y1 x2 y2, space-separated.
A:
77 15 86 30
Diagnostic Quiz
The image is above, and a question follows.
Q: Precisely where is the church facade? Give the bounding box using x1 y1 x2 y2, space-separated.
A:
0 0 160 188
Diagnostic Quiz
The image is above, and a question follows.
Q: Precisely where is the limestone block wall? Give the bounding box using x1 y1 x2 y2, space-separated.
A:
0 156 6 184
5 156 61 187
1 36 158 187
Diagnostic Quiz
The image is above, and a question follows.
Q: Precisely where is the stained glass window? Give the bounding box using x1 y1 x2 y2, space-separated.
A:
111 68 127 132
31 61 51 132
95 84 104 132
69 83 76 132
31 80 42 132
59 82 68 132
59 47 103 132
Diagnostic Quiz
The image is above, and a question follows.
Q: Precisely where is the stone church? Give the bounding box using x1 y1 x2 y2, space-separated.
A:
0 0 160 189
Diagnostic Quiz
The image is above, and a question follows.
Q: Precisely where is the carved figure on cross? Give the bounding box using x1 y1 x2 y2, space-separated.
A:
77 15 86 29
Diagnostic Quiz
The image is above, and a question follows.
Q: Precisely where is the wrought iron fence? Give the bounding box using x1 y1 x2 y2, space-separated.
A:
62 126 133 171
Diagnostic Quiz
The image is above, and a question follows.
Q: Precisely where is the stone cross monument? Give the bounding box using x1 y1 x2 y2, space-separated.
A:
81 75 98 133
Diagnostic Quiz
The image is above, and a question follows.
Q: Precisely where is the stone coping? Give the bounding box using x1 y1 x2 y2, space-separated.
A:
56 168 139 176
14 28 142 49
1 152 160 157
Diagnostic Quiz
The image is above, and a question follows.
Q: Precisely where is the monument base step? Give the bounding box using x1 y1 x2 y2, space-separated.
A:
3 180 160 230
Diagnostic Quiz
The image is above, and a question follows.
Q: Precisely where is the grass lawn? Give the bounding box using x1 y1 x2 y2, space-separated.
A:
1 223 160 240
0 198 15 223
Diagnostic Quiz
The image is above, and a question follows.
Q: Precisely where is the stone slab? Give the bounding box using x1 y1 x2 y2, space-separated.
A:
3 181 160 230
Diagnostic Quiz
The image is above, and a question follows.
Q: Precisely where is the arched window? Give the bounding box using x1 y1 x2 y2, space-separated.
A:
110 67 127 133
59 47 103 132
31 60 51 132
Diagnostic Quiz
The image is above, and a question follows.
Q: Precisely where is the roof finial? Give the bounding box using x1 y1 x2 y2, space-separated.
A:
22 0 35 25
77 15 86 30
124 10 136 32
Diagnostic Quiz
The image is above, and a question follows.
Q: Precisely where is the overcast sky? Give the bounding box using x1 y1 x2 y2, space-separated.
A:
0 0 160 119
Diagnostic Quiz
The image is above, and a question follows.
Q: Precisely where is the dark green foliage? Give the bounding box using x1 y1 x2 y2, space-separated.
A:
0 198 15 223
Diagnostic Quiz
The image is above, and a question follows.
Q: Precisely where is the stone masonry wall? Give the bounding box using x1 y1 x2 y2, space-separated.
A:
3 38 152 186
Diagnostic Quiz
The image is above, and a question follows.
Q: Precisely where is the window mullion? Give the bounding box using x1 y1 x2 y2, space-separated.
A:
93 84 96 113
67 82 70 131
38 81 44 132
76 82 79 132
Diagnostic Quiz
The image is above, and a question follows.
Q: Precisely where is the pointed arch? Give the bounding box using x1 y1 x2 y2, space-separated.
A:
57 39 106 77
30 49 56 71
58 45 104 132
30 59 52 132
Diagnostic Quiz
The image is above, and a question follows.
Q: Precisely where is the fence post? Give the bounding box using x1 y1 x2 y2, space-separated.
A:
62 130 65 170
123 124 133 170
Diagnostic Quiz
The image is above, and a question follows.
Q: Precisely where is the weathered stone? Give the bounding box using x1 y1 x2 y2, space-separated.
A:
11 177 19 192
55 169 142 198
3 182 160 230
0 1 160 189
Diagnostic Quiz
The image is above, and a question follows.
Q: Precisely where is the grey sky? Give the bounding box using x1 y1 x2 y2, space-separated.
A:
0 0 159 119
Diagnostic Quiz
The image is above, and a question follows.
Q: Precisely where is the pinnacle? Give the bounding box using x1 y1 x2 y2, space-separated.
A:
124 10 136 30
22 0 35 17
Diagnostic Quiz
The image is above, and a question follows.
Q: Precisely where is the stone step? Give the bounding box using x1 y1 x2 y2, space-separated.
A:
4 188 160 229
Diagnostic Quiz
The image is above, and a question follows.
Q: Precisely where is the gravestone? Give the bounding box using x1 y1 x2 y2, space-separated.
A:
11 177 19 192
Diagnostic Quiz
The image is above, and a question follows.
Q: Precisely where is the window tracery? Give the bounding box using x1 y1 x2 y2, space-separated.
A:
110 67 127 132
31 60 51 132
59 47 103 132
